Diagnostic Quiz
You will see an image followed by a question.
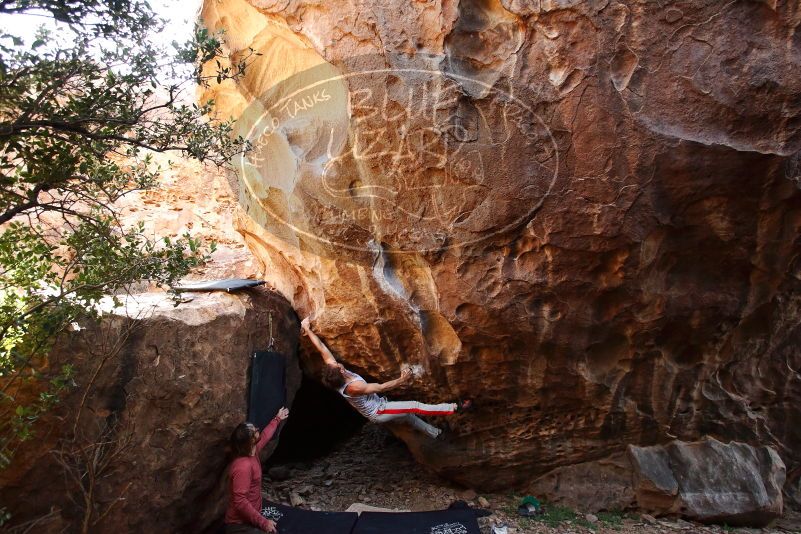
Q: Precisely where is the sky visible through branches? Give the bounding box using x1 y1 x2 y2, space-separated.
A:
0 0 201 52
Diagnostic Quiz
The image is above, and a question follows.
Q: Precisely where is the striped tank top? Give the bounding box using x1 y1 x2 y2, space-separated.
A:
337 370 385 419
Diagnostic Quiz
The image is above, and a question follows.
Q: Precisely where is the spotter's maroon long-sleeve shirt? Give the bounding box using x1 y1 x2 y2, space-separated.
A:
224 416 281 531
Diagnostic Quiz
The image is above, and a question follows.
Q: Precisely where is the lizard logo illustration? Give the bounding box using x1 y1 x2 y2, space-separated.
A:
430 522 469 534
260 506 283 521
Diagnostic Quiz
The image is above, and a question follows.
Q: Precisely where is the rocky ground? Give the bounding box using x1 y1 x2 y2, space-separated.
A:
262 424 801 534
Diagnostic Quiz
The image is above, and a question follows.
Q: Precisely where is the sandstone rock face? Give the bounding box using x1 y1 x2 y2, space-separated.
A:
114 154 260 281
200 0 801 502
528 453 636 512
0 291 301 533
628 438 786 526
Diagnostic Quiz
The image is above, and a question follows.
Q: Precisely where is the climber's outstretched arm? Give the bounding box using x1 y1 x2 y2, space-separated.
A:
345 369 412 395
301 317 337 366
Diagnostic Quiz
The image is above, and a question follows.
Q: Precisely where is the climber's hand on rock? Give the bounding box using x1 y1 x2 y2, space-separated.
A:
300 316 310 335
262 519 277 533
399 368 413 383
276 407 289 421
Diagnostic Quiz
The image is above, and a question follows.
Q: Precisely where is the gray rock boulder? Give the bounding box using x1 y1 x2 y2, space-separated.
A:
628 437 785 526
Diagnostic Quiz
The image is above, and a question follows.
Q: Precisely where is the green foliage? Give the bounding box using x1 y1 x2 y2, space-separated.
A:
597 510 626 530
536 505 582 528
505 496 581 528
506 496 630 532
0 0 251 478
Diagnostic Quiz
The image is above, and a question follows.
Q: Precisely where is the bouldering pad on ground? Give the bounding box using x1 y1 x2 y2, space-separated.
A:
261 501 358 534
248 351 286 429
352 509 481 534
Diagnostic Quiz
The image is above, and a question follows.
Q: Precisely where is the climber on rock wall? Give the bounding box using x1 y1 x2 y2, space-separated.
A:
301 317 469 438
224 407 290 533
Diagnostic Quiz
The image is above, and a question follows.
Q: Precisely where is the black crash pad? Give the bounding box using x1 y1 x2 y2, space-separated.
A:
247 351 286 429
352 509 482 534
172 278 265 292
261 501 358 534
448 500 492 518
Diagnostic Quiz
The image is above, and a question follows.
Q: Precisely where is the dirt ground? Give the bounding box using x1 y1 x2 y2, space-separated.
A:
262 424 801 534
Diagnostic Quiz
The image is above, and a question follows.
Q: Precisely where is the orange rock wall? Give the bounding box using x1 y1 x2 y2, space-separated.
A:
200 0 801 494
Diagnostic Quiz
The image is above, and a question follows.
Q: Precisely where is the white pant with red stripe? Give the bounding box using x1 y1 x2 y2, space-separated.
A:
371 401 457 438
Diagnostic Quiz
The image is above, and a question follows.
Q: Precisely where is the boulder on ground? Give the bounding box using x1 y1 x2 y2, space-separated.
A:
0 290 301 533
628 437 785 526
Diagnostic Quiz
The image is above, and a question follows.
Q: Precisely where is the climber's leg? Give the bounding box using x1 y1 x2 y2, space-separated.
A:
402 414 442 438
375 400 457 416
372 412 442 438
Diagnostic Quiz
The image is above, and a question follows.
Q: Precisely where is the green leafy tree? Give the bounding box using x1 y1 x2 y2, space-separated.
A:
0 0 250 477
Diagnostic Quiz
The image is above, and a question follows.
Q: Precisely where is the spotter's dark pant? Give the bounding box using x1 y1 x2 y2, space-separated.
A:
225 524 263 534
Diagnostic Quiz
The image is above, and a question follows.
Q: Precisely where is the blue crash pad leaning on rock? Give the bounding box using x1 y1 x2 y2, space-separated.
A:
247 351 286 430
